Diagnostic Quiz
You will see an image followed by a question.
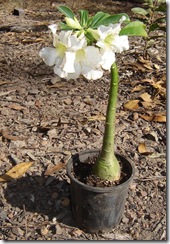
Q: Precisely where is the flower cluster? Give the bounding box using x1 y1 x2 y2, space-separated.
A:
39 10 130 80
39 6 147 80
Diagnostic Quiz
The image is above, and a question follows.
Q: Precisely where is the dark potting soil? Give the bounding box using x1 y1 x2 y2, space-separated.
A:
72 155 129 187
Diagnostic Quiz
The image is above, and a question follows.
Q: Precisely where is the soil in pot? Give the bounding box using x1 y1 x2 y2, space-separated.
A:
72 152 130 187
67 149 135 233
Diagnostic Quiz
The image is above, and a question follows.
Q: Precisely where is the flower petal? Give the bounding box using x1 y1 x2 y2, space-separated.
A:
39 47 57 66
69 34 87 51
63 52 76 73
100 49 115 70
112 35 129 53
83 46 101 67
82 66 103 80
48 24 58 34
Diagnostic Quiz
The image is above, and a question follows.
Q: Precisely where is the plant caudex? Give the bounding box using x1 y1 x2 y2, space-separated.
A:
39 6 147 181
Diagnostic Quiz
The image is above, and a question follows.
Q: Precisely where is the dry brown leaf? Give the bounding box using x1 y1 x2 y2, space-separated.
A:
139 114 154 121
141 101 153 110
88 114 105 121
143 64 153 70
44 162 66 176
8 103 27 111
0 81 10 85
2 130 24 141
0 89 16 97
138 143 152 155
140 93 153 102
154 64 160 70
71 229 83 237
0 162 33 182
153 115 166 123
48 83 65 88
140 113 166 123
132 85 144 92
124 100 140 111
138 56 152 65
132 63 146 72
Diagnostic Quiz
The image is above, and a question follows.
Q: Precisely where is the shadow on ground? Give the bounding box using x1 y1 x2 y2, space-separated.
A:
4 175 76 228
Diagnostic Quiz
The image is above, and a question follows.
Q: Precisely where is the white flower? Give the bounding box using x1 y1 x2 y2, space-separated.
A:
100 49 116 70
97 23 129 52
39 25 103 80
96 23 129 70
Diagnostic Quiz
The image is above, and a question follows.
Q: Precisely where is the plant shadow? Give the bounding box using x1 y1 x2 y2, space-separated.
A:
4 175 76 228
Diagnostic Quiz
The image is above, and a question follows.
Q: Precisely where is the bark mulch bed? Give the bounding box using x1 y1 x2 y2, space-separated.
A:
0 0 166 240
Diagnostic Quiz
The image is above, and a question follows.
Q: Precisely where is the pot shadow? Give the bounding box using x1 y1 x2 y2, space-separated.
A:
3 175 76 228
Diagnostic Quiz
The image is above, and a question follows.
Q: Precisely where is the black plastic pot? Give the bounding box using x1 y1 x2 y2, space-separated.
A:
66 149 135 233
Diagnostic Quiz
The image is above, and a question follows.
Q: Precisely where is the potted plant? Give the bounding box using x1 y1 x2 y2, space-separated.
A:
39 6 147 233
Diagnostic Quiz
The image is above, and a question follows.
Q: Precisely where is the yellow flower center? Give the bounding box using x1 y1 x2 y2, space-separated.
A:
56 43 67 57
76 49 86 62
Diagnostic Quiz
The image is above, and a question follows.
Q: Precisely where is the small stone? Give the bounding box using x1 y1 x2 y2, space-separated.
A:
1 109 9 116
29 88 39 95
60 197 70 207
51 192 59 199
64 98 72 105
47 128 57 139
41 139 48 146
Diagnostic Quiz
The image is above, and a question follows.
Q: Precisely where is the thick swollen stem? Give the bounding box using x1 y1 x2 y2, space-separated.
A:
93 63 120 181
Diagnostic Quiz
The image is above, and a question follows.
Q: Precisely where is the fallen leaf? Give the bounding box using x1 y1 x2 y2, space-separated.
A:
8 103 27 111
44 162 66 176
154 64 160 70
0 90 16 97
2 130 24 141
140 93 153 102
87 114 105 121
0 162 33 182
0 81 10 85
141 101 153 110
71 229 83 237
139 114 154 121
40 226 49 236
153 114 166 123
139 114 166 123
132 85 144 92
143 64 153 70
138 143 152 155
48 83 65 88
124 100 140 111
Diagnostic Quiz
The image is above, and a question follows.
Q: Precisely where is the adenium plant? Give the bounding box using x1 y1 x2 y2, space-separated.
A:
39 6 147 181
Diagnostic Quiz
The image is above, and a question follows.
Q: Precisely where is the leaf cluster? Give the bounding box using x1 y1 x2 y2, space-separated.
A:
57 5 147 42
131 0 166 37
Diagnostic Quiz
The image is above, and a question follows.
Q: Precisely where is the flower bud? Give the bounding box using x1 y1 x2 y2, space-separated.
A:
65 17 82 29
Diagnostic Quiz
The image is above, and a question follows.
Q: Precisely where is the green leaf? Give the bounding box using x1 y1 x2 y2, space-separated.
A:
58 5 75 19
149 22 159 32
120 21 148 37
92 13 130 28
59 22 73 30
90 12 110 28
79 10 89 27
155 3 166 13
131 7 149 16
85 31 95 44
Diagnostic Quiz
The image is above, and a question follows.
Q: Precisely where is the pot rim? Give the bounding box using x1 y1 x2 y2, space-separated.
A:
66 149 135 193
